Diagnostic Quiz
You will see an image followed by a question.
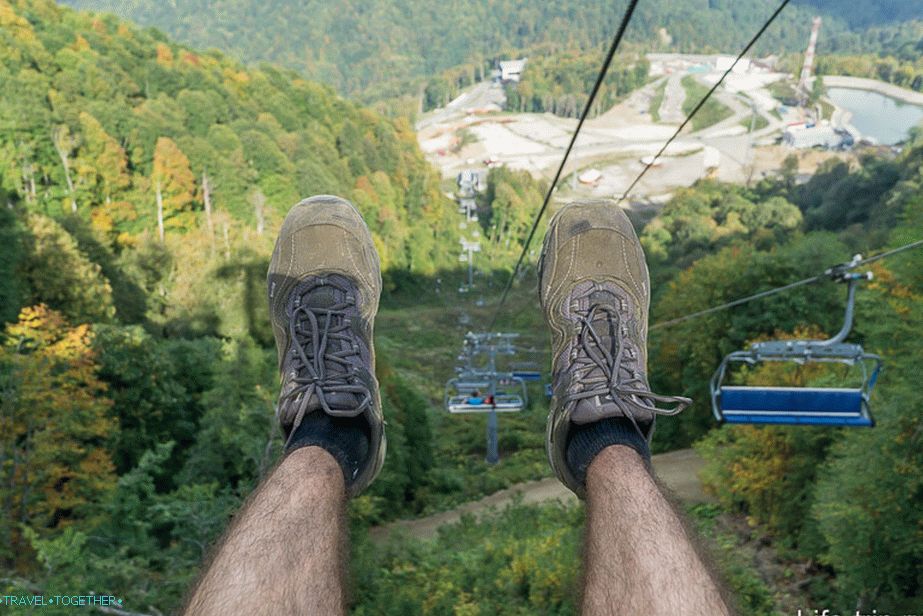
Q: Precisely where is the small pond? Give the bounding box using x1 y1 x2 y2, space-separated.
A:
827 87 923 145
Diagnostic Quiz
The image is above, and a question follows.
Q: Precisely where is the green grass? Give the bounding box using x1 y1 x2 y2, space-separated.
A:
681 76 734 131
688 504 780 615
740 113 770 132
373 274 554 516
768 79 799 103
649 79 667 123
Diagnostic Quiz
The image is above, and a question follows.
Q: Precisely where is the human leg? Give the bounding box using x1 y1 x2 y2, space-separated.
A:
184 447 347 616
538 200 727 614
185 195 385 614
582 446 729 615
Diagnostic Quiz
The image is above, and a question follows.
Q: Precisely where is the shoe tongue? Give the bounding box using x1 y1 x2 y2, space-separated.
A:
301 390 363 417
573 393 620 423
287 282 364 416
587 289 617 306
301 285 339 309
570 296 626 423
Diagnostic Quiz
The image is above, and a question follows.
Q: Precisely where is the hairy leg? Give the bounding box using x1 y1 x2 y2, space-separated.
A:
582 446 730 616
184 446 347 616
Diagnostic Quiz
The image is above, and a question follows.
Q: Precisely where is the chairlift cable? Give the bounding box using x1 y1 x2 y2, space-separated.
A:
651 238 923 330
615 0 792 204
487 0 792 329
487 0 642 331
853 238 923 267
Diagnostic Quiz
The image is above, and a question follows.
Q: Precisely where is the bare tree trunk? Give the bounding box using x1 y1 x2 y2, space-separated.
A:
250 188 265 236
51 127 77 213
222 221 230 260
202 171 215 251
155 180 165 243
21 160 36 203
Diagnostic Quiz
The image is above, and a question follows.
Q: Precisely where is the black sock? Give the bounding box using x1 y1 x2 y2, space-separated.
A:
565 417 651 488
285 412 371 488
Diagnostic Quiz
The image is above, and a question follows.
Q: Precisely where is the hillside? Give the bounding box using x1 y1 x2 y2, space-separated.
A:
57 0 923 106
5 0 468 268
2 0 922 613
0 3 556 611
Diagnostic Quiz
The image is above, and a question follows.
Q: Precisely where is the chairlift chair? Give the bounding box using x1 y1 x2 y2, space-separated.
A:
444 373 528 414
510 361 543 382
710 262 882 428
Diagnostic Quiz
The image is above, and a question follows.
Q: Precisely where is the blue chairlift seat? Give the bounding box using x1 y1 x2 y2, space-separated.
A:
710 268 881 428
512 371 542 382
719 386 872 427
446 394 524 414
444 373 528 414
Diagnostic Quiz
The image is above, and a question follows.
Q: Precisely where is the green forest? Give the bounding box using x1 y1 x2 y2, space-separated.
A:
59 0 923 109
1 0 922 614
503 51 649 118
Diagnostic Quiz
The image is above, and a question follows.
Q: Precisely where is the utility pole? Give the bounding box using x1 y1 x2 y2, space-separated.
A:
461 332 519 464
460 238 481 290
485 344 499 465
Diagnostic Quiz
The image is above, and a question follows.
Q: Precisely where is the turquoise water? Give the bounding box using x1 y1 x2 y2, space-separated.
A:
827 87 923 145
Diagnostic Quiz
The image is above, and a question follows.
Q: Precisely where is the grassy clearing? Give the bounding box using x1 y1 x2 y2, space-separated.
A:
817 98 835 120
374 272 553 515
681 76 734 131
768 79 799 103
740 113 770 132
650 79 667 122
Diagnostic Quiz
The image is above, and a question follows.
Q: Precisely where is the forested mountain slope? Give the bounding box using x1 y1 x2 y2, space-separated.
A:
58 0 923 104
1 0 459 279
0 4 554 611
2 0 922 612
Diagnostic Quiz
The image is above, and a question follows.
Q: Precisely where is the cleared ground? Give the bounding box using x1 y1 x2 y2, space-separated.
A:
417 53 863 205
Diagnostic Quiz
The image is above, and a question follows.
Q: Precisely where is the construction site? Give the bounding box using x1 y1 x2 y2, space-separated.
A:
418 17 923 211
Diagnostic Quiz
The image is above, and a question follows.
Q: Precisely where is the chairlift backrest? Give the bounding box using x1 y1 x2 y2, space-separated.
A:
710 269 882 428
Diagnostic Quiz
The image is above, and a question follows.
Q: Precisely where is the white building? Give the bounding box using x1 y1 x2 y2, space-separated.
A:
498 59 527 82
783 125 849 149
715 56 751 74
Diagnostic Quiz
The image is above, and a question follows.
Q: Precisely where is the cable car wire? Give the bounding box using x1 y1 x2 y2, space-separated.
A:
487 0 792 330
487 0 641 331
615 0 792 204
650 238 923 330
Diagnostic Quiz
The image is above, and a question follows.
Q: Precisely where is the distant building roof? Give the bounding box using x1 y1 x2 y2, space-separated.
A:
715 56 751 73
783 125 846 149
499 59 527 82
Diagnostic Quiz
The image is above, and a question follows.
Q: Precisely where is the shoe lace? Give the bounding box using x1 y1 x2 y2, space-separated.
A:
562 302 691 441
280 278 372 447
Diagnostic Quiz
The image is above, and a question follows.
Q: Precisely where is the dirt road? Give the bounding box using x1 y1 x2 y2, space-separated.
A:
370 448 712 543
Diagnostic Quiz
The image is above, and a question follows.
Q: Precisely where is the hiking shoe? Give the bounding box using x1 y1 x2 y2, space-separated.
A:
267 195 384 497
539 200 691 498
